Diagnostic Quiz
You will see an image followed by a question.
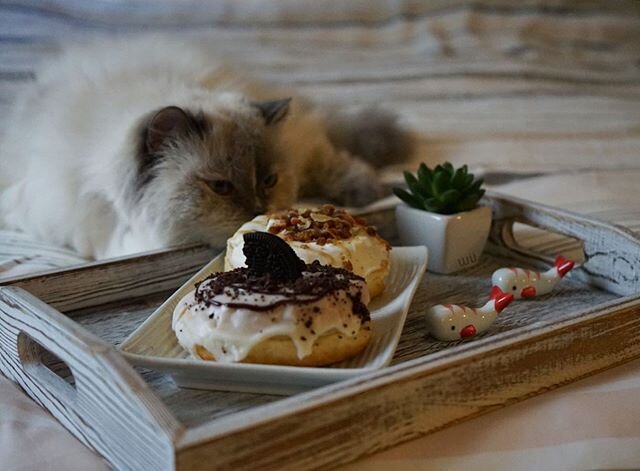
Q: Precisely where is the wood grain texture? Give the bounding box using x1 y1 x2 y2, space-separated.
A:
486 193 640 296
0 194 638 470
61 250 614 430
0 287 181 471
4 1 639 27
3 244 217 312
176 297 640 470
1 0 639 178
1 1 640 468
366 192 640 296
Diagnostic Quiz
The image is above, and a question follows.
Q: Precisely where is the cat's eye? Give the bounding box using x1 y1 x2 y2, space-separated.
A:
209 180 234 196
263 173 278 188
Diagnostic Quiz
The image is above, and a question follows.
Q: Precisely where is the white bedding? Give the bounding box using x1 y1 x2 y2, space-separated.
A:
0 230 87 281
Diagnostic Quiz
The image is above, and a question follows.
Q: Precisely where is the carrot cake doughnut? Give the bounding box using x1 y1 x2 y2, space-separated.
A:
225 205 390 298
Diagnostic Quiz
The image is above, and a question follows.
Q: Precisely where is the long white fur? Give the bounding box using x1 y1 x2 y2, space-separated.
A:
0 37 408 259
0 39 257 258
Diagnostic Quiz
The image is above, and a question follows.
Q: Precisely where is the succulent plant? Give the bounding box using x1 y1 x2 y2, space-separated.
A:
393 162 485 214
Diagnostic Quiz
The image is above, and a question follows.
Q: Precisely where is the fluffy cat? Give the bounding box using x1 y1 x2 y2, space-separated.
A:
0 38 413 259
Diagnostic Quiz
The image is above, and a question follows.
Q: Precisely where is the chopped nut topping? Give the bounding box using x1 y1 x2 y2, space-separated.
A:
266 205 382 244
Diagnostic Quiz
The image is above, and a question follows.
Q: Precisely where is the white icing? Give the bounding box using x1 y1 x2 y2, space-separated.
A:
172 275 369 363
225 213 389 283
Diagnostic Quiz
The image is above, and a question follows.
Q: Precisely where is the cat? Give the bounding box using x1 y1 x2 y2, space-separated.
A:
0 38 413 259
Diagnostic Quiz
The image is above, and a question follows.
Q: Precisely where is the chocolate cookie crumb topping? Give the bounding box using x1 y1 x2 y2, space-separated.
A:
194 261 370 321
348 292 369 321
243 231 305 281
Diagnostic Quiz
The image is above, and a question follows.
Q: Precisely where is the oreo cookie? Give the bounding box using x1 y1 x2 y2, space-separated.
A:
243 232 305 281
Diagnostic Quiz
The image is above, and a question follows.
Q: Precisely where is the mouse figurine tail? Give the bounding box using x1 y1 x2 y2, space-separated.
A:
489 286 514 313
555 255 575 278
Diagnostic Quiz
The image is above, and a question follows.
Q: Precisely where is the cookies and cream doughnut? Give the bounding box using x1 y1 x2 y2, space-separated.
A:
173 232 371 366
225 205 390 298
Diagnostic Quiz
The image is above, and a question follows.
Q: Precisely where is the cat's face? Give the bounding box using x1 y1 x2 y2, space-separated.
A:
134 97 296 248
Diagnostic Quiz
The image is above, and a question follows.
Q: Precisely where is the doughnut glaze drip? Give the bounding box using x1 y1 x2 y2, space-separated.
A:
195 261 369 316
172 262 371 363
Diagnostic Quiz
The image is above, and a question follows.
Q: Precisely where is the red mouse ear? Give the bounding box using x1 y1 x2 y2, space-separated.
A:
521 286 537 298
489 285 504 300
460 324 477 339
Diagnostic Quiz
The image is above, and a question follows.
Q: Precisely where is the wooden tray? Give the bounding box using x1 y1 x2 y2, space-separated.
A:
1 193 640 471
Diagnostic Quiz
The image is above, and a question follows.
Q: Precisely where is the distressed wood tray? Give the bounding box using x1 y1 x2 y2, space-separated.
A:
1 193 640 471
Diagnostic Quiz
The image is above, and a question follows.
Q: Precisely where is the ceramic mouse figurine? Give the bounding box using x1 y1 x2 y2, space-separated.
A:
491 255 575 300
425 286 514 341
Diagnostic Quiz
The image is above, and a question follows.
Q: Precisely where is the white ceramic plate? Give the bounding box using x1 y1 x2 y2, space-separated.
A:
119 246 428 395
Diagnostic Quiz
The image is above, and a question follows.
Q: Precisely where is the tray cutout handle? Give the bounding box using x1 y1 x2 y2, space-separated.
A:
18 331 78 397
494 220 586 265
486 193 640 296
0 287 181 471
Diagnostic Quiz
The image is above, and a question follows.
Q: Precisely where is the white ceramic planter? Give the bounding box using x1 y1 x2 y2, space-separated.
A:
395 204 492 274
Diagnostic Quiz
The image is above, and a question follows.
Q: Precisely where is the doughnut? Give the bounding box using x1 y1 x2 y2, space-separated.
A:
225 205 390 298
173 232 372 366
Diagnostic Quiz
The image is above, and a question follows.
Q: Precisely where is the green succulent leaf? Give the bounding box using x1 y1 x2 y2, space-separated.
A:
451 168 466 189
393 188 424 209
432 171 449 196
456 190 485 212
403 172 429 199
423 197 444 213
417 163 433 192
398 161 485 215
465 178 484 194
439 188 461 207
462 173 474 189
403 170 417 187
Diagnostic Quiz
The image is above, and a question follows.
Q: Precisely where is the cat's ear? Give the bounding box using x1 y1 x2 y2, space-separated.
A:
252 98 291 125
146 106 193 155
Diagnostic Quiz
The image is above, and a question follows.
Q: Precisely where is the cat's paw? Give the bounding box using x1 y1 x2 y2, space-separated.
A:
331 163 384 207
335 184 383 207
326 107 415 168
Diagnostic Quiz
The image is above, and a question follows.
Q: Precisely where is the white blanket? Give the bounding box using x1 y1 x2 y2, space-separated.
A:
0 230 86 280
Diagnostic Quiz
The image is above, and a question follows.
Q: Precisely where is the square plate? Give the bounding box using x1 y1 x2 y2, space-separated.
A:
119 246 428 395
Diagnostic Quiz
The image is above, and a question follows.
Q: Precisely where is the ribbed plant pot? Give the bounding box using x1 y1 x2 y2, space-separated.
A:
395 204 492 274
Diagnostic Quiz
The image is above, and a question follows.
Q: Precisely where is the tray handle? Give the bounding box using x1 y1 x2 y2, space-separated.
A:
486 192 640 296
0 286 181 471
